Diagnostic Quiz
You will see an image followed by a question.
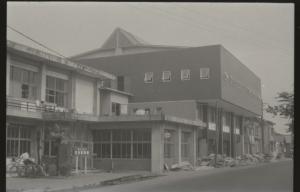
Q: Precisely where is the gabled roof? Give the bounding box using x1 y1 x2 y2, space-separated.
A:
70 27 189 60
101 27 149 49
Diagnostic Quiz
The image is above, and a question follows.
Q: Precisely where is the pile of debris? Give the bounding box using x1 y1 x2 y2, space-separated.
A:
169 161 194 171
197 153 272 169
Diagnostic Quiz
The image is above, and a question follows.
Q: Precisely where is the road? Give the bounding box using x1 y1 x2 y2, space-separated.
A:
82 160 293 192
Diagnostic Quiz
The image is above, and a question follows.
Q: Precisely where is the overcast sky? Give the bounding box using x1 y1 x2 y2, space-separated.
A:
7 2 294 134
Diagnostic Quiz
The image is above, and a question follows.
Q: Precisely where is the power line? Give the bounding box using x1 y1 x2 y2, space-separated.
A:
178 6 292 56
7 25 68 59
129 4 291 58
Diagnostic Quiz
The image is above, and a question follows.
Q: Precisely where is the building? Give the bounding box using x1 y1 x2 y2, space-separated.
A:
71 27 264 160
263 120 276 154
6 40 206 173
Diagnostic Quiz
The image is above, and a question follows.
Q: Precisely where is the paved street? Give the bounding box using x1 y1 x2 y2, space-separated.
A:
82 160 293 192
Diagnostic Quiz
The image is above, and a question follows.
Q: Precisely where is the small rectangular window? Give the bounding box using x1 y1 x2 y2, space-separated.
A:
162 71 171 82
200 68 210 79
144 72 153 83
181 69 190 80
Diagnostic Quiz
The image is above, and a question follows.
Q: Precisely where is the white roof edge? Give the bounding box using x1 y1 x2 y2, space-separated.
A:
7 40 116 80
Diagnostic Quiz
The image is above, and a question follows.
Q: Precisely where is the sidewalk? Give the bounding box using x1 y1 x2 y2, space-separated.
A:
6 171 150 192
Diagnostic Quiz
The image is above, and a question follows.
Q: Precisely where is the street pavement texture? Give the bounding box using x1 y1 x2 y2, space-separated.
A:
6 171 149 192
82 160 293 192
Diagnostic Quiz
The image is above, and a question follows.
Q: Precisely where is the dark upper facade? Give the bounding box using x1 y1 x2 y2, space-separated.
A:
71 28 262 116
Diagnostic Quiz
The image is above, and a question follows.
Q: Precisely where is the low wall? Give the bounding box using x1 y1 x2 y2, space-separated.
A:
93 159 151 171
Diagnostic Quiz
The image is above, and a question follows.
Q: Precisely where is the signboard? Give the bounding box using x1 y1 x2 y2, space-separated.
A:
208 123 216 131
74 147 90 156
164 132 171 139
222 126 230 133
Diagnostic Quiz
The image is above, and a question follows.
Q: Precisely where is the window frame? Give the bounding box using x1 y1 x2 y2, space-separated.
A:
200 68 210 79
6 123 31 158
181 69 190 80
144 72 153 83
46 76 68 107
162 71 171 82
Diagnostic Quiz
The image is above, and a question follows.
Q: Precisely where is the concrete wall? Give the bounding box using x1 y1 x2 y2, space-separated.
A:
128 100 197 120
93 159 151 171
75 74 95 114
220 46 262 116
76 45 222 103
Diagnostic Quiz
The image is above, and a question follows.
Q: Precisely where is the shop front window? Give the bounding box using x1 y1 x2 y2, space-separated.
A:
6 123 31 157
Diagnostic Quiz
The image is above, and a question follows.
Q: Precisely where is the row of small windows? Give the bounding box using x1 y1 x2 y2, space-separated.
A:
144 68 210 83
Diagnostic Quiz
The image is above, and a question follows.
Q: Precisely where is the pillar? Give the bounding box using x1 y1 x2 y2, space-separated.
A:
69 73 76 110
241 116 245 155
40 64 47 102
191 128 197 166
151 125 164 173
6 53 11 96
175 127 182 164
219 109 223 155
93 79 101 116
230 113 235 158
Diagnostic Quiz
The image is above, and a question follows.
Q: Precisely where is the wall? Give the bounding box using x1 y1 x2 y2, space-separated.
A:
220 46 262 116
111 92 129 115
77 45 222 103
93 159 151 171
75 74 95 114
128 100 197 120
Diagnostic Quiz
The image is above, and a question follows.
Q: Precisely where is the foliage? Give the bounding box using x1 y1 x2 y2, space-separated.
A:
266 91 294 133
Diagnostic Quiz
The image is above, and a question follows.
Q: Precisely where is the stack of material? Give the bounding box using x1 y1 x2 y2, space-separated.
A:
170 161 194 171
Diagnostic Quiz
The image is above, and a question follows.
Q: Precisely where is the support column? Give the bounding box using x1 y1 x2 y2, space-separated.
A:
219 109 223 155
230 113 235 158
177 127 182 164
241 116 245 155
6 53 11 96
69 73 77 110
40 64 47 102
151 124 164 173
93 79 101 116
191 128 197 167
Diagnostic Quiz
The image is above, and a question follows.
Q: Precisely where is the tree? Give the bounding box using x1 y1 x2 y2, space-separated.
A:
266 91 294 134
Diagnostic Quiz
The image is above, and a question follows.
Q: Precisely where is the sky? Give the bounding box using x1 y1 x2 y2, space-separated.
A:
7 2 294 134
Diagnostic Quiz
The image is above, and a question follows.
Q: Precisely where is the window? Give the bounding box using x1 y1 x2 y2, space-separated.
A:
44 140 58 157
197 104 207 122
112 102 121 116
117 76 125 91
181 132 191 160
181 69 190 80
133 129 151 159
93 129 151 159
162 71 171 82
207 138 215 155
6 123 31 157
200 68 210 79
209 107 216 123
144 72 153 83
164 129 175 158
144 108 150 115
10 65 38 100
46 76 67 107
222 112 231 133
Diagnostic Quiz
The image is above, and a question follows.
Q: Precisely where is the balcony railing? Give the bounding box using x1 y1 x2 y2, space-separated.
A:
6 97 56 112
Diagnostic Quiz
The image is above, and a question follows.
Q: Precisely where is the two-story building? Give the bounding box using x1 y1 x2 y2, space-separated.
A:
6 40 206 173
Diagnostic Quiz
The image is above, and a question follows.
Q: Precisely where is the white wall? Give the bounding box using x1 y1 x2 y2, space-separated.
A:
75 74 94 114
111 92 129 114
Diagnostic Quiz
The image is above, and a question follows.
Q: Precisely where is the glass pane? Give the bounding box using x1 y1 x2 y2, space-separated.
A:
22 70 29 83
56 79 66 91
44 141 50 156
46 76 55 89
